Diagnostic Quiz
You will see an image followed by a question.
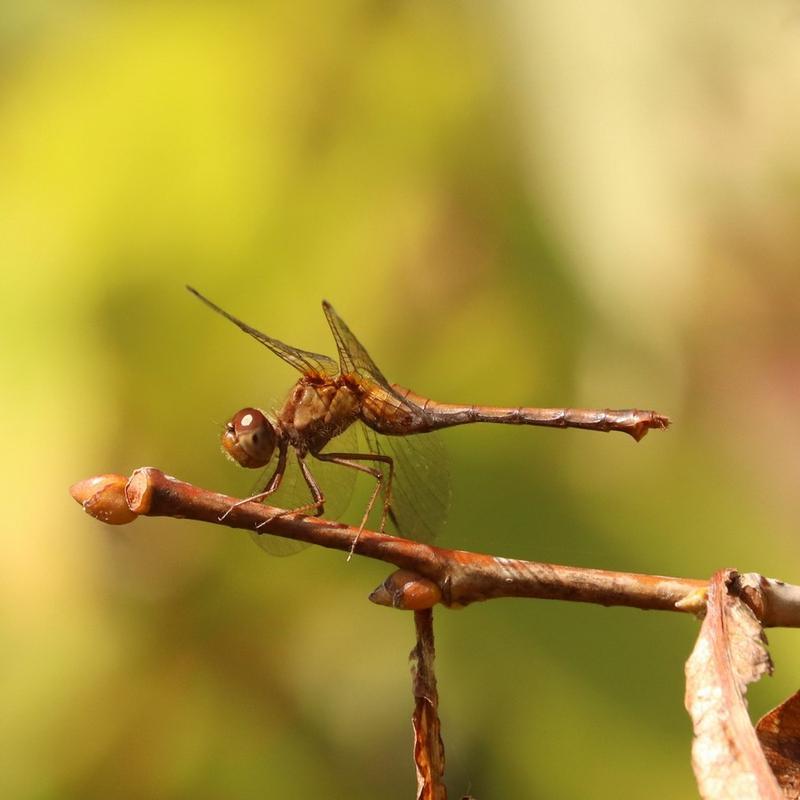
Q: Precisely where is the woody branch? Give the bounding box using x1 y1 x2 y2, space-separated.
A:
70 467 800 627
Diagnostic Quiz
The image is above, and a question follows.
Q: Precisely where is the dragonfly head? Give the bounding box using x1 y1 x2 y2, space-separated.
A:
222 407 276 469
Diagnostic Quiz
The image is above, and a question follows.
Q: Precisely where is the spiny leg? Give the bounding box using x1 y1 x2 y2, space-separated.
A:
255 453 326 530
220 442 288 521
315 450 395 530
314 450 395 557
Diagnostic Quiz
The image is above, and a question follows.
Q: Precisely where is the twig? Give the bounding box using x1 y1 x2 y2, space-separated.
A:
70 468 800 627
411 609 447 800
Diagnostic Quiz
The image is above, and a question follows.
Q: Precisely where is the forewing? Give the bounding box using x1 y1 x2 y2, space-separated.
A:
189 287 338 377
248 426 359 556
322 300 392 386
321 303 449 540
358 424 451 544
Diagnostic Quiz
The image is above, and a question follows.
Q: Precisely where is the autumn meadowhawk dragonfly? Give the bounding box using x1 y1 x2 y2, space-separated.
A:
188 287 669 554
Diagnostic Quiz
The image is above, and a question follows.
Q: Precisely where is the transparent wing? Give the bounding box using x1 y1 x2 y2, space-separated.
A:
322 302 440 435
357 423 451 544
321 302 450 540
322 300 394 389
247 425 359 556
189 287 339 377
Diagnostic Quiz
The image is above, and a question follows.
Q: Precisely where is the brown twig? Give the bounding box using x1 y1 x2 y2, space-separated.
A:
411 609 447 800
70 468 800 627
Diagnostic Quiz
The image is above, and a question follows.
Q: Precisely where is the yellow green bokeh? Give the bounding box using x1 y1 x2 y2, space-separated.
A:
4 2 800 797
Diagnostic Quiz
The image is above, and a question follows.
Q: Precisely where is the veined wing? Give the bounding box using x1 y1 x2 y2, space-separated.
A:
321 300 395 390
358 423 451 544
322 302 450 540
189 287 339 378
322 300 431 428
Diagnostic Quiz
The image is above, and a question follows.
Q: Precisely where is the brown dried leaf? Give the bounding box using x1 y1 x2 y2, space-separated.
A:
685 569 779 799
411 609 447 800
757 691 800 798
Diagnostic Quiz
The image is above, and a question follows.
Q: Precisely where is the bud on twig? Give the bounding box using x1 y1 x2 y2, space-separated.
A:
69 474 138 525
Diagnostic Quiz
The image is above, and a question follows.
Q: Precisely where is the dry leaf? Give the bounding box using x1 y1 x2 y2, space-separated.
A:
757 691 800 798
685 569 779 799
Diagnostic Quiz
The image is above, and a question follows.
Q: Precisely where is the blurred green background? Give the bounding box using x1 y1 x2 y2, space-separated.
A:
3 1 800 797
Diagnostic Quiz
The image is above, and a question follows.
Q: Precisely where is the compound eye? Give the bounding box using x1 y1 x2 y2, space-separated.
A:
221 407 276 468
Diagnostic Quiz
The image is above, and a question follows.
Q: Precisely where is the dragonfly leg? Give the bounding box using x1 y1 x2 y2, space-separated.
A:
254 453 326 530
219 442 288 521
314 451 395 557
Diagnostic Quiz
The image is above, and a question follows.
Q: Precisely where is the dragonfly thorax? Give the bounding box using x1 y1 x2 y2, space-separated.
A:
277 377 360 455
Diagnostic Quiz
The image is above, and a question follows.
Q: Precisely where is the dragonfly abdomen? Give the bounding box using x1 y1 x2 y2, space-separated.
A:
417 400 670 442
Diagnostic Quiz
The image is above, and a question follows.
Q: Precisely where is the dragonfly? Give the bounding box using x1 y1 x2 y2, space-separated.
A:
187 287 670 553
